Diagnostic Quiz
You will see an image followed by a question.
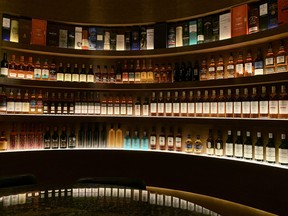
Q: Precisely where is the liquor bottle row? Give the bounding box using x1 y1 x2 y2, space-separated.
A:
1 123 288 166
1 85 288 119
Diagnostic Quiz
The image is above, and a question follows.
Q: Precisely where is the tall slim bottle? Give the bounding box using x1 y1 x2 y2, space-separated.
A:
206 129 214 155
259 86 269 118
225 130 234 157
124 130 131 149
68 128 76 148
233 88 242 118
141 131 149 150
266 133 276 163
225 89 233 118
254 132 264 161
243 131 253 160
60 127 68 148
43 126 51 149
51 126 59 149
269 86 279 118
159 127 166 150
215 130 223 156
108 124 115 148
132 130 140 149
279 134 288 165
234 131 243 158
218 89 225 117
150 127 157 150
195 90 203 117
57 63 64 81
279 85 288 118
167 127 174 151
250 87 259 118
242 88 251 118
115 124 123 148
0 53 8 77
173 91 180 116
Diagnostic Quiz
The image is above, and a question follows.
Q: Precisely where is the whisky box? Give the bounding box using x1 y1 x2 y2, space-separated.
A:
131 27 140 50
197 18 204 43
88 27 97 50
110 32 116 50
268 0 278 29
104 31 110 50
248 3 259 34
219 12 231 40
2 16 11 41
125 31 131 50
203 16 213 43
31 19 47 46
10 19 19 43
189 20 197 45
278 0 288 25
231 4 248 37
82 29 89 50
212 15 219 41
176 25 183 47
146 28 154 50
96 27 104 50
154 22 167 49
116 34 125 51
167 25 176 48
75 27 82 49
67 27 75 49
259 2 269 31
140 26 147 50
182 22 189 46
59 29 68 48
19 18 31 44
46 22 59 47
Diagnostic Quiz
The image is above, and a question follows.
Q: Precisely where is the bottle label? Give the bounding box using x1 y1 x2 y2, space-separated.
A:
165 103 172 114
143 105 149 116
75 103 81 114
64 74 72 81
175 137 181 148
8 69 17 78
265 58 274 66
127 105 133 115
196 102 202 114
72 74 79 82
269 100 279 115
81 103 87 114
208 67 215 72
57 73 64 81
226 102 233 114
122 73 129 82
217 66 224 71
114 104 120 115
26 73 33 79
120 104 126 115
210 102 217 114
251 101 259 114
128 73 135 82
88 104 95 114
180 103 187 114
277 65 287 73
233 102 241 114
206 146 214 155
42 69 49 79
203 102 210 114
159 137 165 146
158 103 164 114
255 146 264 160
227 65 234 70
259 101 269 114
234 144 243 157
254 69 264 76
79 74 87 82
167 137 174 147
254 61 263 70
87 75 94 83
135 105 141 116
95 103 101 115
150 136 156 146
101 105 107 115
215 148 223 156
266 147 275 162
197 35 204 42
22 102 30 113
244 145 252 158
236 64 243 74
244 63 253 74
277 55 286 64
218 102 225 114
187 102 194 114
108 104 113 115
173 103 180 114
34 68 42 79
279 149 288 164
1 68 8 76
279 100 288 114
242 101 250 114
151 103 157 114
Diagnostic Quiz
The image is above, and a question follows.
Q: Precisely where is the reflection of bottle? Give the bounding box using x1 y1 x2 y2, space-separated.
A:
0 131 8 150
93 123 99 148
10 123 18 150
108 124 115 148
100 124 107 148
86 125 93 148
115 124 123 148
78 125 85 148
194 135 203 154
185 134 193 153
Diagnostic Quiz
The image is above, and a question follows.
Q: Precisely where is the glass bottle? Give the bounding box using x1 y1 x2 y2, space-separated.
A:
215 130 223 156
216 55 224 79
17 56 26 79
225 130 234 157
50 92 56 114
185 134 193 153
132 130 140 149
254 48 264 76
127 95 133 116
42 58 49 80
195 90 203 117
141 130 149 150
269 86 279 118
122 61 129 83
79 64 87 83
234 131 243 158
36 90 43 114
172 91 180 116
69 93 75 115
210 90 217 117
208 56 216 80
116 62 122 83
95 65 101 83
87 64 94 83
107 95 114 115
93 123 99 148
72 63 79 82
60 127 68 148
242 88 251 118
140 59 147 83
233 88 242 118
194 135 203 154
134 60 141 83
87 92 95 115
266 133 276 163
34 58 42 80
26 57 34 80
10 123 18 150
51 126 59 149
225 89 233 118
279 85 288 118
173 63 180 82
120 95 127 116
250 87 259 118
109 65 116 83
160 64 167 83
202 90 210 117
29 90 36 114
244 50 253 76
135 97 141 116
147 59 154 83
265 43 275 74
175 128 182 151
206 129 214 155
78 125 85 148
165 92 172 116
0 131 8 150
154 64 160 83
22 90 30 114
68 128 76 148
259 86 269 118
187 90 195 117
19 123 27 149
159 127 166 150
243 131 253 160
157 92 164 116
14 89 22 114
86 125 93 148
128 61 135 83
150 92 157 116
0 52 8 77
279 134 288 165
180 91 187 116
8 54 17 78
56 62 64 81
115 124 123 148
185 62 193 81
56 92 63 114
200 58 208 81
276 40 287 73
142 97 149 116
217 89 225 117
167 127 174 151
114 95 120 116
124 130 131 149
101 94 107 115
43 126 51 149
193 60 200 81
150 127 157 150
235 52 244 77
226 53 235 78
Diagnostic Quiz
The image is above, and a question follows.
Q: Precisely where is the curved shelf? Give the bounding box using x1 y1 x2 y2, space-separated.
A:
1 24 288 59
1 72 288 91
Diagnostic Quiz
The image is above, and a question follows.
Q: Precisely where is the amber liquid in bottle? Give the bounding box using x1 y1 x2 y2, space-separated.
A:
265 43 275 74
225 89 233 118
227 53 235 78
244 50 253 77
235 52 244 77
200 58 208 81
165 91 172 116
26 57 34 80
269 86 279 119
140 59 147 83
218 89 225 117
167 127 174 151
216 55 224 79
157 91 164 116
276 40 287 73
159 127 166 150
154 64 160 83
17 56 26 79
8 54 18 78
210 90 217 117
279 85 288 119
208 56 216 80
233 88 242 118
195 90 202 117
250 87 259 118
242 88 251 118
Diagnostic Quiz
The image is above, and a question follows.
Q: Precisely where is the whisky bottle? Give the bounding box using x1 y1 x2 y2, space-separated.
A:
8 54 17 78
135 97 141 116
17 56 26 79
254 48 264 75
243 131 253 160
43 126 51 149
210 90 217 117
68 128 76 148
122 61 129 83
94 92 101 115
74 92 81 115
172 91 180 116
185 62 193 81
175 128 182 151
49 60 57 81
150 127 157 150
266 133 275 163
195 90 203 117
116 62 122 82
109 65 116 83
269 86 279 118
51 126 59 149
200 58 208 81
160 64 167 83
56 92 63 114
185 134 193 153
107 95 114 115
87 65 94 83
115 124 123 148
95 65 101 83
0 131 8 150
42 59 50 80
154 64 160 83
26 57 34 80
81 92 88 115
250 87 259 118
225 89 233 118
187 90 195 117
7 89 15 114
217 89 225 117
22 90 30 114
226 53 235 78
235 52 244 77
167 127 174 151
157 92 165 116
10 123 18 149
150 92 157 116
279 85 288 118
225 130 234 157
159 127 166 150
34 58 42 80
14 89 22 114
234 131 243 158
202 90 210 117
244 50 253 76
276 40 287 73
120 95 127 115
180 91 187 116
135 60 141 83
206 129 214 155
208 56 216 80
60 127 68 148
29 90 36 114
0 53 8 77
143 97 149 116
259 86 269 118
88 92 95 115
127 95 133 116
128 62 135 83
101 95 107 115
36 90 43 114
50 92 56 114
216 55 224 79
57 63 64 81
68 93 75 114
114 95 120 115
215 130 223 156
86 125 93 148
147 59 154 83
193 60 200 81
132 130 140 149
233 88 242 118
165 91 172 116
0 87 7 113
242 88 251 118
265 43 275 74
279 134 288 165
124 130 131 149
194 135 203 154
140 59 147 82
79 64 87 83
141 130 149 150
